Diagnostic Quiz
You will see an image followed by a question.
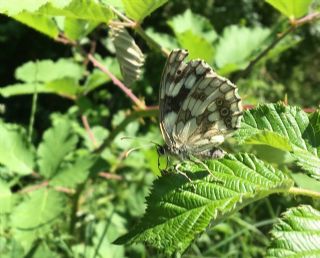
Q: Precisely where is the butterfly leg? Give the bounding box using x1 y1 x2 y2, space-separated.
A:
189 156 223 183
174 163 196 191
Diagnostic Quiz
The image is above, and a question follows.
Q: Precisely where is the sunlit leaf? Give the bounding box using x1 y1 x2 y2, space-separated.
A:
0 122 35 175
122 0 168 21
235 104 320 180
11 189 65 250
266 0 313 19
115 153 293 255
215 25 270 73
266 205 320 257
37 120 78 179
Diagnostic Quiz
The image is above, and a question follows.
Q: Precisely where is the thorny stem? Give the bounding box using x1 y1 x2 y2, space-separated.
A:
88 54 146 110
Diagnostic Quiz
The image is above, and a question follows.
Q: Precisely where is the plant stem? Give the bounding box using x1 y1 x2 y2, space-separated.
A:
69 184 84 236
288 186 320 199
81 115 98 149
28 61 39 142
88 54 146 110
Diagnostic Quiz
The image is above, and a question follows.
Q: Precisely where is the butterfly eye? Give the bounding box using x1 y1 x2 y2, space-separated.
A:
220 107 230 117
216 98 224 106
157 146 166 155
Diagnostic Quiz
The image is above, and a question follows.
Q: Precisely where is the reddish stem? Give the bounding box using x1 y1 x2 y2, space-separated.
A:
81 115 98 148
88 54 146 110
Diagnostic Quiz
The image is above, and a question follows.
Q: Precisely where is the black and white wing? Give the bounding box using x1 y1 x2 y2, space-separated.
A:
159 49 242 155
159 49 211 149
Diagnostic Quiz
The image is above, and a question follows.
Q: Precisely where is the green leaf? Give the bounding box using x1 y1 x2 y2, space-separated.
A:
145 28 179 50
0 81 78 98
292 173 320 192
11 189 65 250
122 0 168 22
168 9 217 44
115 153 293 255
64 18 99 40
50 155 96 188
46 78 80 96
0 0 113 39
175 30 215 64
37 120 78 179
0 122 35 175
245 131 293 152
13 12 59 38
266 0 313 19
266 205 320 257
0 180 12 214
235 104 320 179
0 83 43 98
15 59 84 83
0 0 114 22
167 9 217 63
215 25 270 74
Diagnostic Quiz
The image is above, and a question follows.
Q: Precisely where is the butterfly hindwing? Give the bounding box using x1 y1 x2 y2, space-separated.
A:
173 65 242 151
159 49 242 158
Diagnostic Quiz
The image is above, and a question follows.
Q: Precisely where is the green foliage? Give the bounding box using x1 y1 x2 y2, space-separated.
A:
11 189 65 250
266 0 313 19
266 205 320 257
235 104 320 179
37 119 78 179
0 180 12 214
0 122 35 175
122 0 168 21
0 0 113 38
0 0 320 257
116 153 293 255
215 25 270 74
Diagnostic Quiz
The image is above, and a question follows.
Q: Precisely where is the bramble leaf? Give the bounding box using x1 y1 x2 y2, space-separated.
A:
11 189 65 250
115 153 293 255
0 122 35 175
168 9 216 63
266 0 313 19
215 25 270 74
50 155 97 188
15 59 84 83
122 0 168 22
235 104 320 180
37 120 78 179
266 205 320 257
0 0 113 38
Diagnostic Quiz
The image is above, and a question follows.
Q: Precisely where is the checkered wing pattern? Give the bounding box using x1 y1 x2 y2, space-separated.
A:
159 49 242 156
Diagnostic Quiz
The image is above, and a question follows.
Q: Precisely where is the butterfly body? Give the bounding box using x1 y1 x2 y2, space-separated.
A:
159 49 242 160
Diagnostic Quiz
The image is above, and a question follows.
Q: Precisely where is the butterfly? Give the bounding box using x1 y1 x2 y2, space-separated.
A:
158 49 242 160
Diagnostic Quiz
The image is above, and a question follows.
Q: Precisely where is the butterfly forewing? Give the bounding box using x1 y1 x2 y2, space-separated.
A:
159 49 242 158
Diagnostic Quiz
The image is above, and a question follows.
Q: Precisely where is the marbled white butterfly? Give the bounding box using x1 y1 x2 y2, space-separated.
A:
158 49 242 160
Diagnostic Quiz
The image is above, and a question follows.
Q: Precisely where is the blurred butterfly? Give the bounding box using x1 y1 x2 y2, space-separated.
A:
158 49 242 160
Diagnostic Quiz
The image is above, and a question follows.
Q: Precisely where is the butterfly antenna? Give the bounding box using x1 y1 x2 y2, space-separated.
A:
124 143 161 158
121 136 161 146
